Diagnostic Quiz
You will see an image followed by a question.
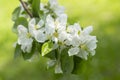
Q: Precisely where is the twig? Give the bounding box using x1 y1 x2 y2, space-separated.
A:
19 0 33 18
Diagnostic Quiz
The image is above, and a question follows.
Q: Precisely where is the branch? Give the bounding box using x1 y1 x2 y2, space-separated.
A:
19 0 33 18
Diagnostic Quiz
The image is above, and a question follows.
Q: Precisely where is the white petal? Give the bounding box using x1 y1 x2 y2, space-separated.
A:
29 18 36 36
58 31 67 42
77 49 88 60
68 47 79 56
45 15 55 35
17 25 27 35
49 0 58 8
26 38 33 53
67 23 81 34
82 26 93 35
71 34 80 47
52 37 58 43
56 14 67 33
57 14 67 27
64 34 72 46
21 38 33 53
29 18 36 26
46 15 54 26
17 25 28 44
54 6 65 16
35 29 47 43
89 50 96 56
86 36 97 50
74 23 82 32
37 19 44 28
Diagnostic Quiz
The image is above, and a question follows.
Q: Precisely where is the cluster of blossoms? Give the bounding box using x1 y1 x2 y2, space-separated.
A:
13 0 97 74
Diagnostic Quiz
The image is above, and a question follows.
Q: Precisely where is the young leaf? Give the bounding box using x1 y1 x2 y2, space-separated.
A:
12 17 28 33
42 41 54 56
32 0 40 17
61 48 74 74
14 44 22 59
12 7 21 21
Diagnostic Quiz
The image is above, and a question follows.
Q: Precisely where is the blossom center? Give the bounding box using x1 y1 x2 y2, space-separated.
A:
78 31 80 35
80 44 87 50
53 31 58 38
35 25 40 30
27 33 31 38
54 21 59 29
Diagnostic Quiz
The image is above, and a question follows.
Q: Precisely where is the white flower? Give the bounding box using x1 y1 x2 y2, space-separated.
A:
67 23 81 35
45 14 67 44
68 26 97 60
49 0 65 16
81 26 93 35
17 25 33 53
49 0 58 8
29 18 47 43
45 15 55 36
54 6 65 16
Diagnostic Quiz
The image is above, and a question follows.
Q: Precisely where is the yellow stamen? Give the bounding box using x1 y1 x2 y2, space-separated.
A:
27 33 31 38
35 25 40 30
80 44 87 50
53 32 58 38
55 21 59 26
78 31 80 35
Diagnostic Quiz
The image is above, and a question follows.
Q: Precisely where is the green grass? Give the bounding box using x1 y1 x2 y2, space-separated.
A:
0 0 120 80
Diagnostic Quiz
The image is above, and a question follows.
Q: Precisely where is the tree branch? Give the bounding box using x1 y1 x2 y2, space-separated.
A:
19 0 33 18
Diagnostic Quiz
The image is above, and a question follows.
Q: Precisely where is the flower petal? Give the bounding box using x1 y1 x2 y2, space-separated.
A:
29 18 36 36
86 36 97 50
82 26 93 35
77 49 88 60
45 15 55 35
49 0 58 8
54 6 65 16
67 23 81 35
68 47 79 56
37 19 44 28
17 25 28 44
35 29 47 43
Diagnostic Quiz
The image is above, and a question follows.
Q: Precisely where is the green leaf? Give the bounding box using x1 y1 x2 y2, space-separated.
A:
12 7 21 21
22 52 34 60
12 17 28 33
45 50 56 60
72 56 83 74
42 41 54 56
32 0 40 17
28 0 33 4
61 48 74 74
14 44 22 59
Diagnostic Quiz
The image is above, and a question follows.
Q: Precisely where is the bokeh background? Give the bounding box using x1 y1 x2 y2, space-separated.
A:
0 0 120 80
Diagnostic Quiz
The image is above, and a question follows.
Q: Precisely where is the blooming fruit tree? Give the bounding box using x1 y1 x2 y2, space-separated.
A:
12 0 98 74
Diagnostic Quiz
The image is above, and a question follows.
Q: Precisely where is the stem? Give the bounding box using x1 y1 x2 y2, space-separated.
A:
19 0 33 18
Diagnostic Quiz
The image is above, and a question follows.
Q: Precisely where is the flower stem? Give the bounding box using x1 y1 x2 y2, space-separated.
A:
19 0 33 18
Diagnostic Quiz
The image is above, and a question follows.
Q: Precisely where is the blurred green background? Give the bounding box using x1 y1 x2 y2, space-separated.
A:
0 0 120 80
